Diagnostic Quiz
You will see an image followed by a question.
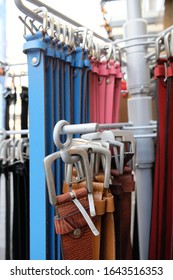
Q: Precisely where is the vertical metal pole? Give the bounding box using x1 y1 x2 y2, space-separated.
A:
124 0 155 259
0 0 6 129
23 37 47 260
126 0 142 20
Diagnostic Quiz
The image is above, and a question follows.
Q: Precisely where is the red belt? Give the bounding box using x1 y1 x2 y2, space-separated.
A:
149 59 167 259
149 58 173 260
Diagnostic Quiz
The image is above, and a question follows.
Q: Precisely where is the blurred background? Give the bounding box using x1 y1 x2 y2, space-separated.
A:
0 0 167 65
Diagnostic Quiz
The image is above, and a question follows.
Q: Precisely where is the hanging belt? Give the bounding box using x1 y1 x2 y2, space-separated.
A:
98 60 109 123
54 187 99 260
105 60 116 123
0 161 7 260
53 43 62 259
162 58 173 259
64 47 73 123
73 47 84 132
94 174 116 260
45 36 57 260
63 180 105 260
110 166 135 260
12 161 29 260
149 59 167 259
54 40 61 125
4 89 17 131
112 62 122 123
81 50 90 123
90 58 99 122
59 42 66 121
20 86 28 137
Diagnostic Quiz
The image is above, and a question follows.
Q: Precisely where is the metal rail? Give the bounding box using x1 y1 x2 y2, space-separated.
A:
14 0 111 42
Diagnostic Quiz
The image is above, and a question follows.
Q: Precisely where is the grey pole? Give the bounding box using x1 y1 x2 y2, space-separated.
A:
124 0 155 259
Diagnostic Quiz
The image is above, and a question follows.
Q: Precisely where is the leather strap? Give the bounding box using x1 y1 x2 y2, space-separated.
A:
63 180 105 260
93 173 116 260
54 188 95 260
63 177 116 259
110 166 135 260
98 60 109 123
112 62 122 123
100 188 116 260
105 60 116 123
162 59 173 259
20 86 28 137
90 58 99 122
149 59 167 259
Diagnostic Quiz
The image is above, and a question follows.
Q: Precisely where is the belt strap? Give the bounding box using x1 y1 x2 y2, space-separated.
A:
110 167 135 260
161 60 173 259
105 60 116 123
149 59 167 259
98 60 109 123
90 58 99 122
100 188 116 260
63 177 116 260
63 180 105 260
112 62 122 123
54 188 96 260
93 174 116 260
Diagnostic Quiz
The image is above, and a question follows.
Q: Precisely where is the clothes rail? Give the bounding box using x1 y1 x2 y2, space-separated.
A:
7 73 28 78
0 129 29 137
58 122 133 135
14 0 111 43
122 125 157 130
54 121 156 135
0 61 27 67
53 121 157 143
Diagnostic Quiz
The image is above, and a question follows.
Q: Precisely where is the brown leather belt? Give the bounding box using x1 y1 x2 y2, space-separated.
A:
54 187 95 260
110 167 135 260
57 178 116 260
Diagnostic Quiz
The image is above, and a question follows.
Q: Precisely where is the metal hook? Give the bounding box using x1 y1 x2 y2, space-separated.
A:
19 15 34 36
106 44 113 61
155 35 164 61
47 13 54 38
33 7 48 33
164 32 171 59
55 19 61 41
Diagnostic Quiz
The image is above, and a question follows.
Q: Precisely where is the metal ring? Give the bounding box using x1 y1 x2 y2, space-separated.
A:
53 120 73 149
